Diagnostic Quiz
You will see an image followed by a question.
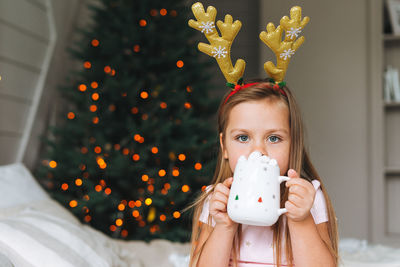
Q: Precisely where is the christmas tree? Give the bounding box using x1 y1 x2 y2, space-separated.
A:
34 0 218 242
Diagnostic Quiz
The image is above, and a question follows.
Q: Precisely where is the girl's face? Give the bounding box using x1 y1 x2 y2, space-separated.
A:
220 99 291 176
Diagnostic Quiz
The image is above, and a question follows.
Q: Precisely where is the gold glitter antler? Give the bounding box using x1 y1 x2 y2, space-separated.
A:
188 2 246 85
260 6 309 83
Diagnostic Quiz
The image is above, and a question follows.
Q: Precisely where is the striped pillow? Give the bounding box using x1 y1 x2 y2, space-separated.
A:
0 207 136 267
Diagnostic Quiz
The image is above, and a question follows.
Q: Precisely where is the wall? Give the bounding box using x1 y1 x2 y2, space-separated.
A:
23 0 92 169
260 1 369 239
0 0 51 165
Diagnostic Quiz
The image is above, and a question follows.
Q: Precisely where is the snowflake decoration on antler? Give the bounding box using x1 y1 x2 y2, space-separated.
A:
280 49 295 60
211 46 228 59
199 21 215 34
286 27 302 39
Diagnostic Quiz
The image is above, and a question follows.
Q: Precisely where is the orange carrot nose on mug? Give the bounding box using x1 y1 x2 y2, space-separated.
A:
227 151 290 226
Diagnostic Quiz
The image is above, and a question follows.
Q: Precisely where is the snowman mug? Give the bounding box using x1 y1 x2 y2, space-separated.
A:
227 151 290 226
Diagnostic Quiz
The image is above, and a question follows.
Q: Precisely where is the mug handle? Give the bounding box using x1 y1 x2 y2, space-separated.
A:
278 176 291 216
278 176 290 184
278 208 287 216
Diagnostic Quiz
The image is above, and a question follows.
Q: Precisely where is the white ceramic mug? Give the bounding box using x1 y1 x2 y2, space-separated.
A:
227 151 290 226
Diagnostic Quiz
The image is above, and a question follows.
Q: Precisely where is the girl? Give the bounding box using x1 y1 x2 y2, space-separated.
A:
187 80 339 267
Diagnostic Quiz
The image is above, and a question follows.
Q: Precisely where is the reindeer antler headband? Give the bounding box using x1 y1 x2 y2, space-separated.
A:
188 2 309 102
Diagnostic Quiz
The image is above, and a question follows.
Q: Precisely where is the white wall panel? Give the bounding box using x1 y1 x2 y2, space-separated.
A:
0 98 30 134
0 61 39 101
0 0 49 41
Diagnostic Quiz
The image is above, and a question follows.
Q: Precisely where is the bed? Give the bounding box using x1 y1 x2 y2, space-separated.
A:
1 163 399 267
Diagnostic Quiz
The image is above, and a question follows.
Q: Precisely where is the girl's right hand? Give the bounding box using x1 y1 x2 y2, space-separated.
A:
209 177 238 230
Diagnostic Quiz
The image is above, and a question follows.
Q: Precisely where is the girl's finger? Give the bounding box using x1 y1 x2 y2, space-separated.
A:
213 191 228 203
211 200 227 212
288 194 302 206
222 177 234 188
289 185 306 198
214 182 230 196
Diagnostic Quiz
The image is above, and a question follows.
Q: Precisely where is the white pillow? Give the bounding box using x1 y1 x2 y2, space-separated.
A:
0 163 49 208
0 207 142 267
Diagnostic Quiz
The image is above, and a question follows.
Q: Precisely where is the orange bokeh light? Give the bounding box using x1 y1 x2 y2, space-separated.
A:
147 185 154 192
61 183 68 191
142 174 149 182
104 188 112 195
79 84 87 92
158 169 166 177
133 45 140 52
160 102 167 109
75 179 83 186
90 105 97 112
182 185 190 192
160 214 166 221
118 204 125 211
132 210 140 217
178 154 186 161
94 146 101 153
49 161 57 168
92 93 99 101
134 134 141 141
67 112 75 119
91 81 98 88
172 169 179 177
151 147 158 154
69 200 78 208
140 91 149 99
104 66 111 73
121 229 128 237
95 185 102 192
195 163 202 170
91 39 99 47
116 219 123 226
173 211 181 219
131 107 139 114
150 9 158 16
160 9 167 16
184 102 192 109
132 154 140 161
139 19 147 27
84 61 91 69
176 60 184 68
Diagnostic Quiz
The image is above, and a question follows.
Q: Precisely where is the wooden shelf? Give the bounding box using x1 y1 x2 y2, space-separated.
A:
384 101 400 109
384 34 400 42
385 167 400 175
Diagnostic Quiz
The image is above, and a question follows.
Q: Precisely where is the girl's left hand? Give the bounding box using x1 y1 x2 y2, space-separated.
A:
284 169 316 222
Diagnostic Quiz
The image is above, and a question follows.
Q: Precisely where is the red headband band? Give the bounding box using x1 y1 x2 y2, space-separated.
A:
224 82 287 104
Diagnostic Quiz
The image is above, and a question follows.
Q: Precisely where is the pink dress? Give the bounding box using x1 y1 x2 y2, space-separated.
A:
198 180 328 267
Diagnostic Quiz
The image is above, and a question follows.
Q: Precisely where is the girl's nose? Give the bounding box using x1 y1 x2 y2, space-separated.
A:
252 144 268 157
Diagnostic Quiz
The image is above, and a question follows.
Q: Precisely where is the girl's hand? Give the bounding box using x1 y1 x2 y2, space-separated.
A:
285 169 316 222
209 177 238 230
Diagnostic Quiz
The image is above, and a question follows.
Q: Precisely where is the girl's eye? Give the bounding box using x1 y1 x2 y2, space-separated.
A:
268 135 280 143
237 135 249 142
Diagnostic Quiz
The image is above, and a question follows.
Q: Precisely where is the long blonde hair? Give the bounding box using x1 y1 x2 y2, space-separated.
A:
186 79 338 266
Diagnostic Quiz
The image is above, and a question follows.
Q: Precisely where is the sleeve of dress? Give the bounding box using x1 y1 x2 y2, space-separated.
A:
198 186 216 227
310 180 329 224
